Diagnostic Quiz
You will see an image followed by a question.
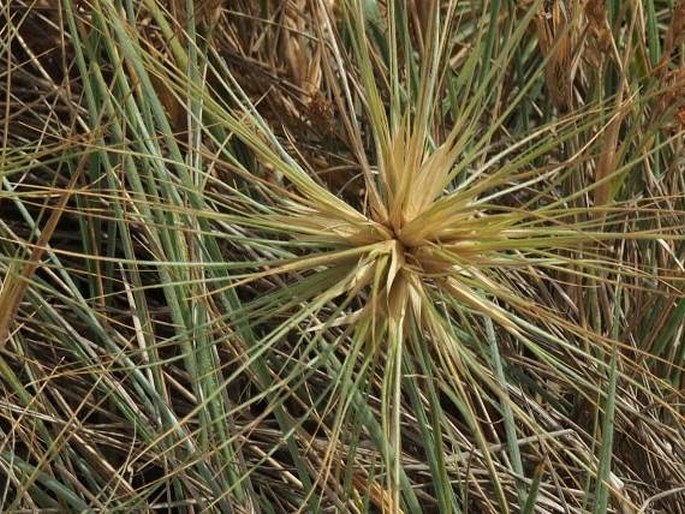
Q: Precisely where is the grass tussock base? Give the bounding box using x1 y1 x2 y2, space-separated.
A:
1 1 685 512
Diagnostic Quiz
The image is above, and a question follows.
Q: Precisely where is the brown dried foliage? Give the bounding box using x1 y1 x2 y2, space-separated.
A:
535 0 577 111
535 0 616 111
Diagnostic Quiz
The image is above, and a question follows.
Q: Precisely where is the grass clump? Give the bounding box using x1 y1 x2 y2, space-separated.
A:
1 0 685 512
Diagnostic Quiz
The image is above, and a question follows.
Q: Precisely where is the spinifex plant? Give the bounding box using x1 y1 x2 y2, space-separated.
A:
1 0 685 512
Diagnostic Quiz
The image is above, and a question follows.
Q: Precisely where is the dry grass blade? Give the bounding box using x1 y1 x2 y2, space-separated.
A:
0 152 88 348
